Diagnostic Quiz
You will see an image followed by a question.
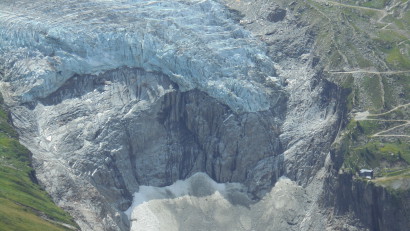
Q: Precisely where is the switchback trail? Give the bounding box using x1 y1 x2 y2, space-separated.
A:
354 103 410 138
327 70 410 74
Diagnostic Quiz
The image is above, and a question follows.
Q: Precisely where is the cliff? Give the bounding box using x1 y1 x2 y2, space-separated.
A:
332 173 410 231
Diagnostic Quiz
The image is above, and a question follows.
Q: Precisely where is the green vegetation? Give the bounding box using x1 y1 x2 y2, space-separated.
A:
341 113 410 183
304 0 410 71
380 168 410 177
343 140 410 170
386 46 410 69
362 76 384 110
0 98 78 231
286 0 410 184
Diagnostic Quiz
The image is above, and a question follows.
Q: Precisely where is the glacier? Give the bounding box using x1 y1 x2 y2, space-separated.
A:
0 0 281 112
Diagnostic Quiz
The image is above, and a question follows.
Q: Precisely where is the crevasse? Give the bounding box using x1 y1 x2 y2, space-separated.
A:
0 0 280 112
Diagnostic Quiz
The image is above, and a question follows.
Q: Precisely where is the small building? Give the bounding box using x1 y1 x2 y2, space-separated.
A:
359 169 374 179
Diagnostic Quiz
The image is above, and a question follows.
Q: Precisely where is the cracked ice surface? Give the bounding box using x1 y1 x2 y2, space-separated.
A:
0 0 280 112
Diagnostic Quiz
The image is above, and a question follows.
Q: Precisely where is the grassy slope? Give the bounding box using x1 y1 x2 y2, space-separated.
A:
280 0 410 188
0 95 78 231
328 0 410 186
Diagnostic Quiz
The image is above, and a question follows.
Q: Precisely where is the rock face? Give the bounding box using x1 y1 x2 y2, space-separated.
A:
267 9 287 23
0 0 346 231
331 173 410 231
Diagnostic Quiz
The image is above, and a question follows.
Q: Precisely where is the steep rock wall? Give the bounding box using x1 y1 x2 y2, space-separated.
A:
333 173 410 231
6 67 285 230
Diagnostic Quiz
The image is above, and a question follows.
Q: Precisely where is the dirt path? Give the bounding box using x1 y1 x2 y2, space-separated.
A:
324 0 385 13
354 103 410 138
306 0 350 65
327 70 410 74
372 121 410 137
369 103 410 117
315 0 410 36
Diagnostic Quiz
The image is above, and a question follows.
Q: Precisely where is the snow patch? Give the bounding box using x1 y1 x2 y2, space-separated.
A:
125 174 308 231
125 172 227 219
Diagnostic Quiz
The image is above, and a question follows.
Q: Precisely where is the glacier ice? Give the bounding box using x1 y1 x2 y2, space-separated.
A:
0 0 281 112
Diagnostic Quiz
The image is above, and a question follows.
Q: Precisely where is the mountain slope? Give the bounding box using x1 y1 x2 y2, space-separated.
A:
294 0 410 187
224 0 410 230
0 94 79 231
0 0 409 230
